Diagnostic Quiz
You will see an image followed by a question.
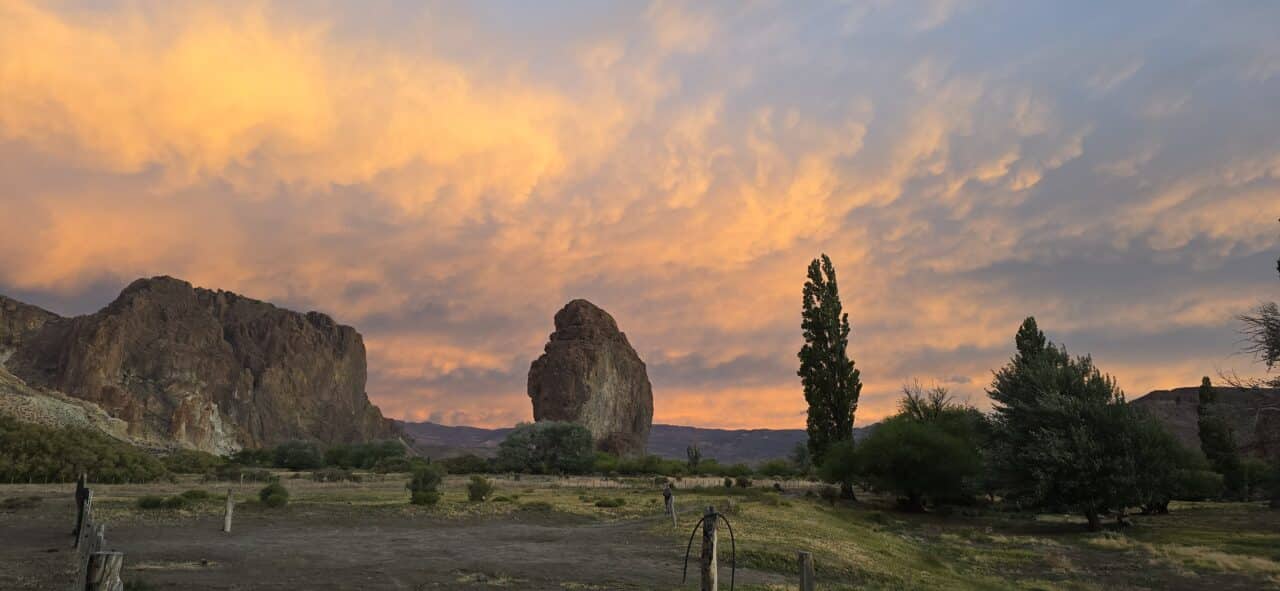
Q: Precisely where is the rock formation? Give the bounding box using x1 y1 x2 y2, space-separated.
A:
528 299 653 456
1132 386 1280 462
0 276 396 453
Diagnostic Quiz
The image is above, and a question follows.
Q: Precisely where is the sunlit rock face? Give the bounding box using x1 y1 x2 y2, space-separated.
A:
0 276 396 453
528 299 653 456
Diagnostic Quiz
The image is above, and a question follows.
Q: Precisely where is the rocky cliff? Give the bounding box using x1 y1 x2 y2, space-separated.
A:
0 277 396 453
1132 386 1280 461
528 300 653 456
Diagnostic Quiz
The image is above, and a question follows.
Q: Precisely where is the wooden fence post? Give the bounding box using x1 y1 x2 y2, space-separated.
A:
223 489 234 533
701 506 718 591
798 551 816 591
74 490 93 549
85 551 124 591
73 473 88 537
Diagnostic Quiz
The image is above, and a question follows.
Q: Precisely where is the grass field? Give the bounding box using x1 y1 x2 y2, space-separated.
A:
1 474 1277 590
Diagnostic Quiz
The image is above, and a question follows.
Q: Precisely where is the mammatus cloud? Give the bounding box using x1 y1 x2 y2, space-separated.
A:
1 0 1277 428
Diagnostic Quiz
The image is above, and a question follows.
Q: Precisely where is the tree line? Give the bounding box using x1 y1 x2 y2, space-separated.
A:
797 252 1280 530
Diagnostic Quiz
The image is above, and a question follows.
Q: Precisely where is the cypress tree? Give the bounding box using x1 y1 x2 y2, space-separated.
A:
798 254 862 484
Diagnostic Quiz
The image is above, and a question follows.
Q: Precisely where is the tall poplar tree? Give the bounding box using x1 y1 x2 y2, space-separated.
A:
798 254 862 471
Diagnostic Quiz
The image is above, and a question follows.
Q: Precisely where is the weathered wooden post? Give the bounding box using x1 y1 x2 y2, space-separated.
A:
85 551 124 591
74 490 93 549
223 488 234 533
700 506 718 591
798 551 816 591
73 473 88 537
662 483 676 528
93 524 106 554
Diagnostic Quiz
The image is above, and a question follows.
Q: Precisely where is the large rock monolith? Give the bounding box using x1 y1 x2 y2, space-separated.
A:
527 300 653 456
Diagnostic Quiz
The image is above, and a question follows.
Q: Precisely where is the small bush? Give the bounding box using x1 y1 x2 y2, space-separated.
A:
520 501 553 511
410 490 441 506
136 496 166 509
258 483 289 508
491 495 513 503
467 475 495 502
723 477 733 488
160 496 189 509
407 462 446 505
595 497 626 508
207 465 277 483
735 477 752 488
179 489 211 501
163 449 226 474
442 454 491 475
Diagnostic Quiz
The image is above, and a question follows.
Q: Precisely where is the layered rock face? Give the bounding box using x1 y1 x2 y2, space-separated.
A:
1133 387 1280 462
528 300 653 456
1 277 395 453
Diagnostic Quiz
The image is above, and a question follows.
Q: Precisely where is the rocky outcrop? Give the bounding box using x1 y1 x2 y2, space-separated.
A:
528 300 653 456
1132 387 1280 462
1 276 396 453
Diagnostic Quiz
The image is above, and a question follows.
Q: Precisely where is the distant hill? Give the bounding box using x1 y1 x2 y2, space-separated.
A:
1131 386 1280 461
396 420 872 465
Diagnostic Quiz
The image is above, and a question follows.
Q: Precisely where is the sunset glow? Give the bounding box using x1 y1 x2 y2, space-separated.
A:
2 0 1278 428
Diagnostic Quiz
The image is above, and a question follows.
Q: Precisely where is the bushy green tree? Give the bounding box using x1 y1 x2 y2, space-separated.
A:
1196 377 1244 499
163 449 226 474
798 254 862 496
852 385 985 512
495 422 595 474
989 318 1135 531
1119 406 1197 514
272 440 324 471
407 462 446 505
440 453 490 474
467 475 494 501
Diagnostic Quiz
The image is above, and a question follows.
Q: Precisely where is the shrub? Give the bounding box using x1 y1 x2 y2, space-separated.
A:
467 475 494 502
0 416 167 484
723 477 733 488
272 441 324 471
443 454 491 475
1173 469 1225 501
735 477 752 488
324 440 406 469
258 483 290 508
160 496 189 509
179 489 211 501
407 462 446 505
411 490 441 505
756 459 794 479
593 451 620 474
163 450 226 474
372 456 424 474
594 497 626 508
136 496 166 509
491 495 513 503
520 501 553 511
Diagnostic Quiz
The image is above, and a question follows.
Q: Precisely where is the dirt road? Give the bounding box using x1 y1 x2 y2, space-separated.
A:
1 492 783 590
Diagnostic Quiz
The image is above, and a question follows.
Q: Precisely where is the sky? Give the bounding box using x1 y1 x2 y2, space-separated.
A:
1 0 1278 429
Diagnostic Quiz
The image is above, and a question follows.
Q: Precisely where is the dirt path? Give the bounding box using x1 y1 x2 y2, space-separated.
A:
1 497 784 590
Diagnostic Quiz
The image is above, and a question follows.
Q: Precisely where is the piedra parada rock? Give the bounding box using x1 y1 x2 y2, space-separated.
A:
528 300 653 456
1 276 397 454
